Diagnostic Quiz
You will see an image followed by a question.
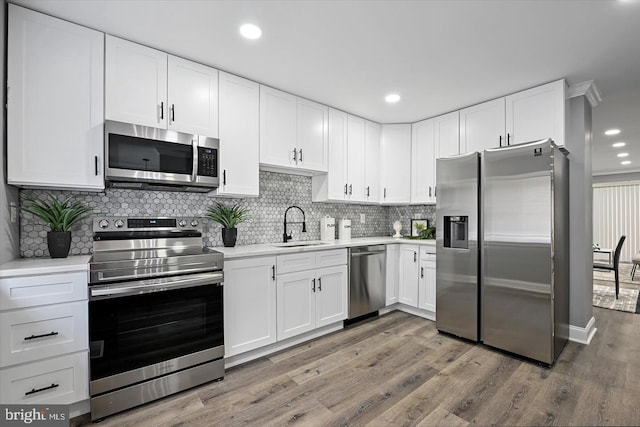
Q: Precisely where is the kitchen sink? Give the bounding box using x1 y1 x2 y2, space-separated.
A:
271 241 330 248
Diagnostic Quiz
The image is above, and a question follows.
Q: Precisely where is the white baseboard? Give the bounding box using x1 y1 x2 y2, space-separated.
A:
569 316 597 344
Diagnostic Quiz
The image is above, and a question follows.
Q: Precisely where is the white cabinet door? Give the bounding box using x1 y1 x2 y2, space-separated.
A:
347 116 365 202
398 245 419 307
277 271 315 340
297 98 328 172
105 35 167 128
260 86 297 168
167 55 218 137
224 257 277 357
364 120 381 204
459 98 505 154
411 118 436 204
380 124 412 205
505 79 566 147
315 265 348 327
418 252 436 312
435 111 460 159
216 72 259 197
7 5 104 190
385 245 400 306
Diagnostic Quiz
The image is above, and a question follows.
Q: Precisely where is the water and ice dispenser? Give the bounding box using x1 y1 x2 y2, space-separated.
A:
444 216 468 249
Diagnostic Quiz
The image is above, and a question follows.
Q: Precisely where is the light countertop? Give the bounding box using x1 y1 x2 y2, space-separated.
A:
0 255 91 278
212 236 435 259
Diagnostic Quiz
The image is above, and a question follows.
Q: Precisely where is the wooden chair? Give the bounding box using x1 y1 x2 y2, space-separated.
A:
593 235 626 299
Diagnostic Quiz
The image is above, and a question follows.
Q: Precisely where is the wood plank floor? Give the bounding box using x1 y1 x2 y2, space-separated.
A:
76 306 640 426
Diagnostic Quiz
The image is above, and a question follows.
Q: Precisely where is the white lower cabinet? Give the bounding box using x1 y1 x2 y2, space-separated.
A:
398 245 436 315
0 270 89 406
385 245 400 305
223 256 277 357
418 250 436 312
399 245 420 306
276 250 348 341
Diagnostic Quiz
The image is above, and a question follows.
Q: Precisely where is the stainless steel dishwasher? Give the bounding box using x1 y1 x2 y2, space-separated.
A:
348 245 386 319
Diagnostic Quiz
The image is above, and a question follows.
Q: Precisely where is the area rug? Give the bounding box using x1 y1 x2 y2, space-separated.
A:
592 284 640 313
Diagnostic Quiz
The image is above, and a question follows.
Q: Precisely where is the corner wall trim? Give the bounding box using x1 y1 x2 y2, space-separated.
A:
569 316 597 345
568 80 602 108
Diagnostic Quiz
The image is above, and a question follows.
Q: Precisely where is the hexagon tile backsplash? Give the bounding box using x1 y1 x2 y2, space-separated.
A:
19 171 435 257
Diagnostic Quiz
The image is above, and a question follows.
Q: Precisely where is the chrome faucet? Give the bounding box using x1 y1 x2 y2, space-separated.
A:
283 205 307 243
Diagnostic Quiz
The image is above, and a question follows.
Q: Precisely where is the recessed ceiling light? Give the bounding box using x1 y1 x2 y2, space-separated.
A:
385 94 400 103
605 129 621 136
240 23 262 40
621 160 631 165
617 152 629 158
612 142 626 148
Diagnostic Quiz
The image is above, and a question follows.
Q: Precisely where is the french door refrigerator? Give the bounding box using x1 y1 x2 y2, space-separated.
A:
436 139 570 365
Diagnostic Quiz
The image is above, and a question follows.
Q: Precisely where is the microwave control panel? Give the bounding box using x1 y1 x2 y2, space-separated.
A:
197 147 218 177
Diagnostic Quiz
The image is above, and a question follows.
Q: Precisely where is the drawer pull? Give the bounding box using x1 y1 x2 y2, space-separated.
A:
24 331 59 341
25 383 59 396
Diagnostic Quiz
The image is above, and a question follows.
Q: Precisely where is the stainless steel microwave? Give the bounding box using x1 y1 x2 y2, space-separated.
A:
104 120 219 192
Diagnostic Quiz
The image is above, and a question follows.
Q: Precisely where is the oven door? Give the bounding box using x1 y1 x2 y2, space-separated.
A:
88 271 223 396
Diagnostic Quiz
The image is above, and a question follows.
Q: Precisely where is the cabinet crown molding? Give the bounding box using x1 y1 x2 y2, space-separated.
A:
568 80 601 108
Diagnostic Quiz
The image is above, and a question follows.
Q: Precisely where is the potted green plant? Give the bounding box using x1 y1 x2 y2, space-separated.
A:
21 194 95 258
205 202 250 247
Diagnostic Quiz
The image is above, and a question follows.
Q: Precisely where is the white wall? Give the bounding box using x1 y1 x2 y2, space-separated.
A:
593 182 640 264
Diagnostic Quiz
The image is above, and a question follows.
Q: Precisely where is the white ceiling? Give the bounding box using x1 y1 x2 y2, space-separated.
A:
10 0 640 176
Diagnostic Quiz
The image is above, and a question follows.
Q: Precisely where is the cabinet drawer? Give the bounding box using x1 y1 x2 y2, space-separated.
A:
0 301 88 367
0 271 87 310
315 249 347 268
0 351 88 405
277 252 316 275
420 247 436 259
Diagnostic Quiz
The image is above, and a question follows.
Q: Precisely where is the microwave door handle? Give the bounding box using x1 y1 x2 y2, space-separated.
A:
192 139 199 182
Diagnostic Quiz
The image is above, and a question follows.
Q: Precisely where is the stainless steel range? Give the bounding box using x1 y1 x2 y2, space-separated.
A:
88 217 224 420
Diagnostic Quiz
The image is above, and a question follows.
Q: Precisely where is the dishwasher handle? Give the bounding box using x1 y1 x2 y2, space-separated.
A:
349 245 386 255
350 251 385 256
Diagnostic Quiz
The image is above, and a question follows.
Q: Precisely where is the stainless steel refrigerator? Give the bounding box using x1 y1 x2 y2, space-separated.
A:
436 139 569 365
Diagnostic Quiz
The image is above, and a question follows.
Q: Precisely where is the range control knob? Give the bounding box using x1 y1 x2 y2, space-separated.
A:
178 219 187 227
190 219 199 227
114 219 125 228
98 219 109 229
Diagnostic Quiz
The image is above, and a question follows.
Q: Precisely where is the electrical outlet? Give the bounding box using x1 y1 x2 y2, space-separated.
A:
360 214 365 224
10 202 18 223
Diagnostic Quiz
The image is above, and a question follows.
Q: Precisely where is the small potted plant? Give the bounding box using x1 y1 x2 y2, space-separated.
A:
206 202 250 247
21 194 95 258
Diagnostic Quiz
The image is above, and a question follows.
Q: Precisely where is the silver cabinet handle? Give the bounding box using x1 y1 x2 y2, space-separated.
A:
344 184 348 195
25 331 58 341
95 156 99 176
384 188 387 198
171 103 175 122
366 186 370 197
318 277 322 291
160 101 164 120
312 278 316 292
421 267 424 278
414 251 417 262
349 184 352 195
299 148 303 162
499 135 503 147
429 186 432 197
271 265 276 281
507 133 511 145
293 148 298 162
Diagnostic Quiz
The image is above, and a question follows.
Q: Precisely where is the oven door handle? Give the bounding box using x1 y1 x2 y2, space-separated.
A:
90 272 223 300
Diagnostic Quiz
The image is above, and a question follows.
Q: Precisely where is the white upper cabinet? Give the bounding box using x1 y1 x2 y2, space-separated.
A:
434 111 460 159
380 124 412 205
505 79 566 147
347 116 365 202
215 72 259 197
312 111 376 203
297 98 329 172
7 5 104 190
105 35 219 137
364 121 381 204
105 35 167 129
167 55 219 137
459 98 506 153
260 85 328 174
411 118 436 204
